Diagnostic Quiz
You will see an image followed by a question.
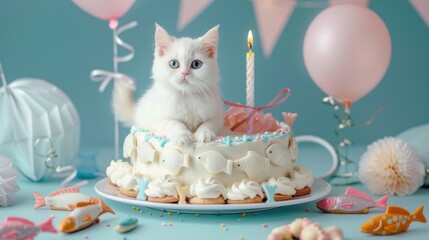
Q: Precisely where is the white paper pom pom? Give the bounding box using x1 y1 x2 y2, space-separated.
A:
359 137 425 196
0 156 20 207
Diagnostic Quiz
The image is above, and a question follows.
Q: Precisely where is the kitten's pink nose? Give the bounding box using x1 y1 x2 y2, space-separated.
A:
182 72 189 76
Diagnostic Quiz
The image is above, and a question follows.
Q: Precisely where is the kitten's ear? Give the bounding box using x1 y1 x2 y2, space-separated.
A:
200 25 219 58
155 23 172 57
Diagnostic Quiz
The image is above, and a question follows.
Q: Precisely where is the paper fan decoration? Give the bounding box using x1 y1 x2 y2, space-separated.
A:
358 137 425 196
0 69 80 181
0 156 20 207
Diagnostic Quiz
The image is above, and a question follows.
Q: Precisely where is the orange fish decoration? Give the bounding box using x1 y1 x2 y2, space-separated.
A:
58 197 115 233
361 205 426 235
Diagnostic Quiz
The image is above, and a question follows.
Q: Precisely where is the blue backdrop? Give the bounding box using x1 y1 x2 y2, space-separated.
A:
1 0 428 150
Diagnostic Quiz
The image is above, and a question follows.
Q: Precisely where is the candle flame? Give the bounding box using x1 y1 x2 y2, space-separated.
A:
247 30 253 49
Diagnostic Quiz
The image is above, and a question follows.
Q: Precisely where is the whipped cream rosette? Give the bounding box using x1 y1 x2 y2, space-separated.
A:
226 180 264 201
107 160 133 186
266 177 297 196
290 166 313 190
189 177 226 199
144 175 179 199
118 172 139 192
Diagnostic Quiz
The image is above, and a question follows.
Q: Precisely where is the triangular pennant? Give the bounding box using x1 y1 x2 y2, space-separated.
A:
409 0 429 27
253 0 296 57
177 0 214 30
329 0 369 7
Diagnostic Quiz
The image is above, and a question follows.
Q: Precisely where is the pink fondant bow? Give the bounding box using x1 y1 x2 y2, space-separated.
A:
223 88 290 132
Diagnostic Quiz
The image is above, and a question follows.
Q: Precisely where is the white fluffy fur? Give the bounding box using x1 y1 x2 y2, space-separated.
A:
113 24 224 146
358 137 425 196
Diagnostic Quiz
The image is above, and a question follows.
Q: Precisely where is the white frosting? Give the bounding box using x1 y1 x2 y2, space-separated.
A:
144 175 179 198
189 177 226 199
290 166 313 190
119 172 139 192
106 160 128 177
108 160 133 185
226 180 264 200
266 177 296 195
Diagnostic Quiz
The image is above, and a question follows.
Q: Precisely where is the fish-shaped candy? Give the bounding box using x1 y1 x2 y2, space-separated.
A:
0 215 57 240
317 187 389 214
265 142 295 171
123 133 137 160
361 205 426 235
137 141 158 164
197 151 233 175
159 147 190 175
33 186 96 210
59 197 115 233
234 151 270 180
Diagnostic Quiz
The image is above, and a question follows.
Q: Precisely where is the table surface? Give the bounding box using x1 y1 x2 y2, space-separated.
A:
2 145 428 240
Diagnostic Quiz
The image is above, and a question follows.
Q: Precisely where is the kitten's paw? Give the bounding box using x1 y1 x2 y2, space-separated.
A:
194 127 216 143
171 131 194 146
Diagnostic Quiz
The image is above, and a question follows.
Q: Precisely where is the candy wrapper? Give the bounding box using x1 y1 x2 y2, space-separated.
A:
0 64 80 181
0 156 20 207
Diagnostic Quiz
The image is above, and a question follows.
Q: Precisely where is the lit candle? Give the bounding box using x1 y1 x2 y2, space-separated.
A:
246 30 254 108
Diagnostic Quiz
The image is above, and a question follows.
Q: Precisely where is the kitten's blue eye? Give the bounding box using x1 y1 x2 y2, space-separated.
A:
191 60 202 69
169 60 180 69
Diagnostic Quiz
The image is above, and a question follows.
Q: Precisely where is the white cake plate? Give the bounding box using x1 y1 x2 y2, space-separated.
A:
95 178 331 214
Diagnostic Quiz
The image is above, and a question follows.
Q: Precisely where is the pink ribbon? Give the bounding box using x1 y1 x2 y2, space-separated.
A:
224 88 290 132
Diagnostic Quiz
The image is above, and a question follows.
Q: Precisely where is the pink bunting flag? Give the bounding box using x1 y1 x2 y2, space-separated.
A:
177 0 214 30
409 0 429 27
253 0 296 57
329 0 369 7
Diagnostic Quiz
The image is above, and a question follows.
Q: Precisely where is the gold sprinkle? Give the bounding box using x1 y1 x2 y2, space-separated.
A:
241 213 247 218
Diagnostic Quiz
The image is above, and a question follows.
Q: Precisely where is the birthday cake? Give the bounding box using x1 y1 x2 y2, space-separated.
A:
105 25 313 204
106 118 313 204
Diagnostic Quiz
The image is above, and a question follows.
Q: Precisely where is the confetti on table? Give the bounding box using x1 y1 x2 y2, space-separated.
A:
239 236 245 240
162 222 173 227
168 212 173 216
195 213 200 217
241 213 247 218
220 223 225 228
84 236 89 239
160 214 164 218
262 224 268 228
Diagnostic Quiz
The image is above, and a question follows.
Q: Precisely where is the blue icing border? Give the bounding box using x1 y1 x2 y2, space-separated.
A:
130 126 291 147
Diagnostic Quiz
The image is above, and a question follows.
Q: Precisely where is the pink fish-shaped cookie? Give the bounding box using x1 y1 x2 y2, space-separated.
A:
33 186 96 210
317 187 389 214
0 215 57 240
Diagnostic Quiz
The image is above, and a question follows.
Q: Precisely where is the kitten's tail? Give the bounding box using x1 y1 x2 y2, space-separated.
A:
112 80 136 126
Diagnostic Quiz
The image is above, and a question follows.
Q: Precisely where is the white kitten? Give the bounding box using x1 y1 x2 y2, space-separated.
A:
113 24 224 146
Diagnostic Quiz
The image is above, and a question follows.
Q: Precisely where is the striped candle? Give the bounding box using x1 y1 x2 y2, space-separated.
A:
246 30 255 108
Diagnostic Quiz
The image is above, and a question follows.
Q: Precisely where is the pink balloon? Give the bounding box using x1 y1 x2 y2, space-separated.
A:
72 0 135 21
303 5 391 103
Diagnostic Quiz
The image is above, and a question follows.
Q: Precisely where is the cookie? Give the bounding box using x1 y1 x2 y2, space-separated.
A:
274 194 293 201
189 196 225 204
147 196 180 203
118 187 138 198
227 196 263 204
293 186 311 197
